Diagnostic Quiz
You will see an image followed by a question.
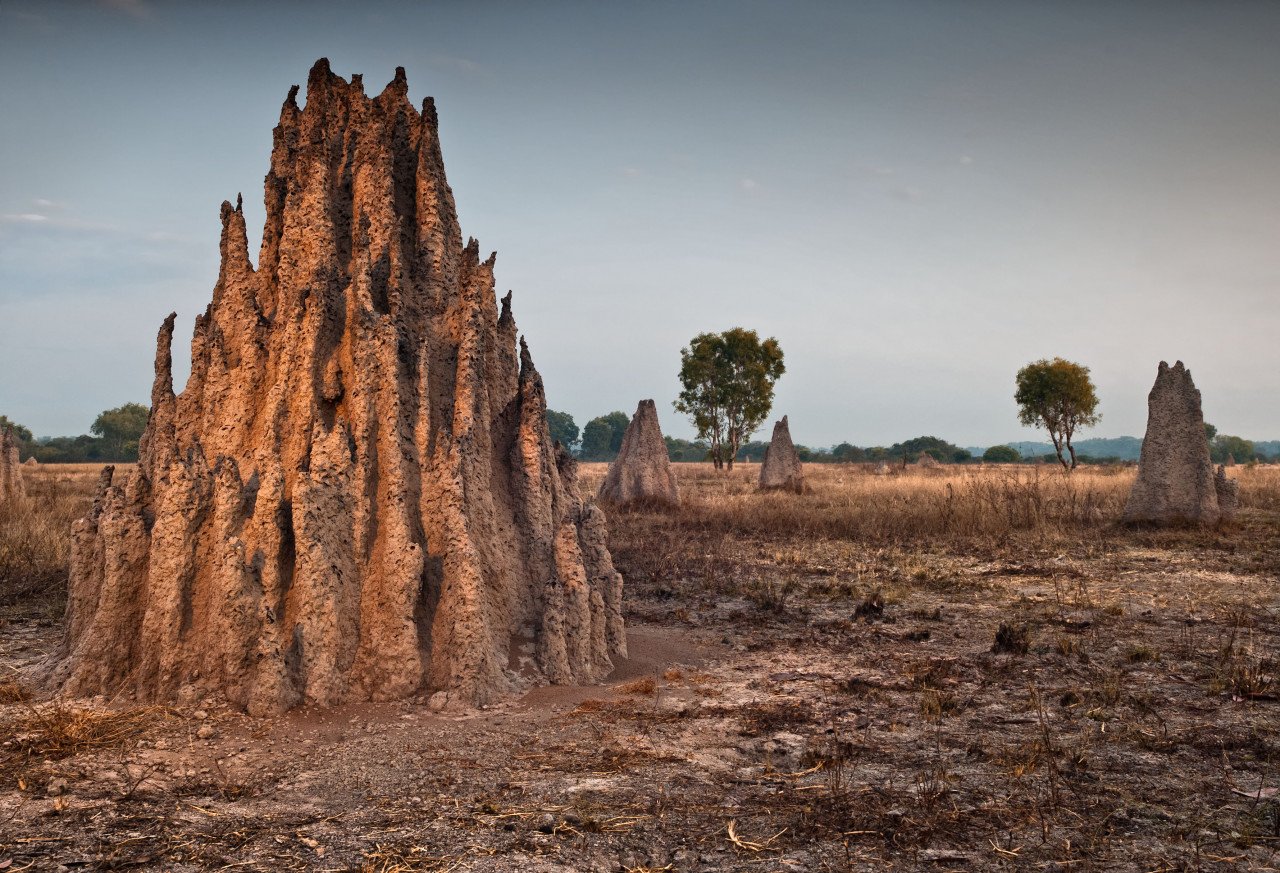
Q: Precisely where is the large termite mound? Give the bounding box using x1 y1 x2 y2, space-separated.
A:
53 59 626 713
598 400 679 507
0 426 23 504
759 416 805 493
1123 361 1236 525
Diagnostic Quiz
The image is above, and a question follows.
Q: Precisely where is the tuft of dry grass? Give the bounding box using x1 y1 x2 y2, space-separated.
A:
992 621 1032 655
0 702 164 789
616 676 657 695
0 676 31 703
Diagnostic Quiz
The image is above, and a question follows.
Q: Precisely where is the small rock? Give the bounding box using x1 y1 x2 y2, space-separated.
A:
46 777 69 797
428 691 450 712
193 709 208 721
196 724 216 740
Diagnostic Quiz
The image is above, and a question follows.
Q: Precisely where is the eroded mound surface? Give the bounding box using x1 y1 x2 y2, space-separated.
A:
54 60 624 714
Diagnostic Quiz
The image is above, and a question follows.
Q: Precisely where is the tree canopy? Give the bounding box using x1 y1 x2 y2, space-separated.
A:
674 328 785 470
1014 358 1101 471
1211 434 1254 464
580 411 629 461
91 403 150 461
983 445 1021 463
545 409 580 451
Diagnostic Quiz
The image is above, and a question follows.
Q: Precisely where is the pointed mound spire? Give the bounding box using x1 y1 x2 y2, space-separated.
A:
759 415 805 492
0 425 24 505
54 61 626 714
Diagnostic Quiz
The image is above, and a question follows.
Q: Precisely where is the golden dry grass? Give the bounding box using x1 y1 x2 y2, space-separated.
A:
579 461 1280 543
0 463 120 620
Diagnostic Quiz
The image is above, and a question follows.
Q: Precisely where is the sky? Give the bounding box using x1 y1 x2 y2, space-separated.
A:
1 0 1278 448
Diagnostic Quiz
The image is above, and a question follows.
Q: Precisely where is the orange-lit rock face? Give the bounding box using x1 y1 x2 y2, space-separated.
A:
55 60 625 713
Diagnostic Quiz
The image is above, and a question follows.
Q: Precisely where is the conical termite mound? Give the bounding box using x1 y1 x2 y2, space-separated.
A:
1123 360 1236 525
599 399 679 508
52 59 626 713
759 416 805 493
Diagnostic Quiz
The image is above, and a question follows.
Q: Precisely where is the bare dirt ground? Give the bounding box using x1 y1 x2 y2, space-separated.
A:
2 462 1278 871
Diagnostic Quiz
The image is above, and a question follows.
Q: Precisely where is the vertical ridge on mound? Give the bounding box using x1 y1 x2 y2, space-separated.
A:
1123 361 1234 525
54 60 625 713
599 400 679 507
0 426 23 504
759 416 804 492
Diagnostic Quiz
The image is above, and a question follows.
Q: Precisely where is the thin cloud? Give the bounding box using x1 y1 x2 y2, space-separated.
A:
740 178 758 190
3 213 49 223
427 54 483 74
98 0 151 19
622 167 641 177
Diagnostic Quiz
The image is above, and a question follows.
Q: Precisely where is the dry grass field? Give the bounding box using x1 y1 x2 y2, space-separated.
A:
1 461 1278 871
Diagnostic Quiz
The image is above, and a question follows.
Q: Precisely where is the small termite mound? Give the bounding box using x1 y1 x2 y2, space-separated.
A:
759 416 805 493
599 399 679 508
0 426 24 505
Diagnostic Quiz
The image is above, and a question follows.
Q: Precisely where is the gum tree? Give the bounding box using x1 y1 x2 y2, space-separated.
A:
1014 358 1100 471
675 328 785 471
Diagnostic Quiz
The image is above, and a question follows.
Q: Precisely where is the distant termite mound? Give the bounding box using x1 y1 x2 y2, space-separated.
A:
1123 361 1236 525
916 453 940 469
759 416 804 493
599 399 679 507
0 426 23 504
53 60 625 714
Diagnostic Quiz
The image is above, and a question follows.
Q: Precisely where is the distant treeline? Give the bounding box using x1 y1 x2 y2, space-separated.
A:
550 409 1277 465
6 403 1271 466
0 404 149 463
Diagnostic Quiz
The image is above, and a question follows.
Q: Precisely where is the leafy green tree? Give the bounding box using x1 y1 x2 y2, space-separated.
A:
674 328 785 471
1014 358 1101 471
886 435 967 463
0 416 32 445
545 409 580 451
579 411 628 461
983 445 1021 463
91 402 150 461
831 442 867 463
1210 434 1254 464
664 436 709 462
0 415 34 459
1204 422 1218 443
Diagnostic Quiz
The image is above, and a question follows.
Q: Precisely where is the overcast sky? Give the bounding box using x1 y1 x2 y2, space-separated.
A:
1 0 1277 448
